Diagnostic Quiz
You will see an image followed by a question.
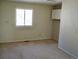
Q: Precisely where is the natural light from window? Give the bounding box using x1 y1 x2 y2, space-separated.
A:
16 8 33 26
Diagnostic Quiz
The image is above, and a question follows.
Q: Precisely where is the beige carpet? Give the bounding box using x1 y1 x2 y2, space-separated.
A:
0 39 74 59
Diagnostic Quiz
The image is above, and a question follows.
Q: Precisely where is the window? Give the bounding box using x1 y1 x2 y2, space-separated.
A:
16 8 33 26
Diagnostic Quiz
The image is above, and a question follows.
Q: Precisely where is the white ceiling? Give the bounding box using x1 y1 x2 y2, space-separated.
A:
3 0 62 5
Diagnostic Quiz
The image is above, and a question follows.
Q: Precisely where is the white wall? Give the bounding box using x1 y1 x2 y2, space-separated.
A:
0 1 53 42
0 3 1 39
52 21 60 41
59 0 78 58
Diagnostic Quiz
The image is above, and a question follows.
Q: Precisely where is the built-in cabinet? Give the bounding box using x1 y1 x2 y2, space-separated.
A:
52 4 62 41
52 9 61 20
52 4 61 21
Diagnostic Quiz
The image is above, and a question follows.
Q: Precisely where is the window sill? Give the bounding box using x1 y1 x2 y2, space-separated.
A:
16 26 33 29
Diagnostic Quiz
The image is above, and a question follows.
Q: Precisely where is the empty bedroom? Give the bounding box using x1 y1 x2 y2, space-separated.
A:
0 0 78 59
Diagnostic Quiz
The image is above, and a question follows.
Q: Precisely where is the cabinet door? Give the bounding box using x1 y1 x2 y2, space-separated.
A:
52 9 61 20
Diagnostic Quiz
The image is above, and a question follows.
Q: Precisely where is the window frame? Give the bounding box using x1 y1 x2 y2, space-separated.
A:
16 8 33 27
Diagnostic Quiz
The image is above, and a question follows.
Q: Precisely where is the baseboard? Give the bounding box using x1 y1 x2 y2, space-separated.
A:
0 38 50 43
58 46 78 59
51 38 58 42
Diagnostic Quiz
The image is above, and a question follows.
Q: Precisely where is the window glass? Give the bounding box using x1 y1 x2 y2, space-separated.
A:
16 9 33 26
25 10 33 26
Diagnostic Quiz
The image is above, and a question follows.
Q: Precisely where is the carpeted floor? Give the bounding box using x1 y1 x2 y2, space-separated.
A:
0 39 74 59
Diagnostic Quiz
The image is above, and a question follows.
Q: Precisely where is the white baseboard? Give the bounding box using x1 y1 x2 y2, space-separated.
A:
0 38 49 43
58 46 78 59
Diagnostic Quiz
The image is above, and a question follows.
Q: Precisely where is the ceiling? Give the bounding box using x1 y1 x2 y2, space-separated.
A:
2 0 62 5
